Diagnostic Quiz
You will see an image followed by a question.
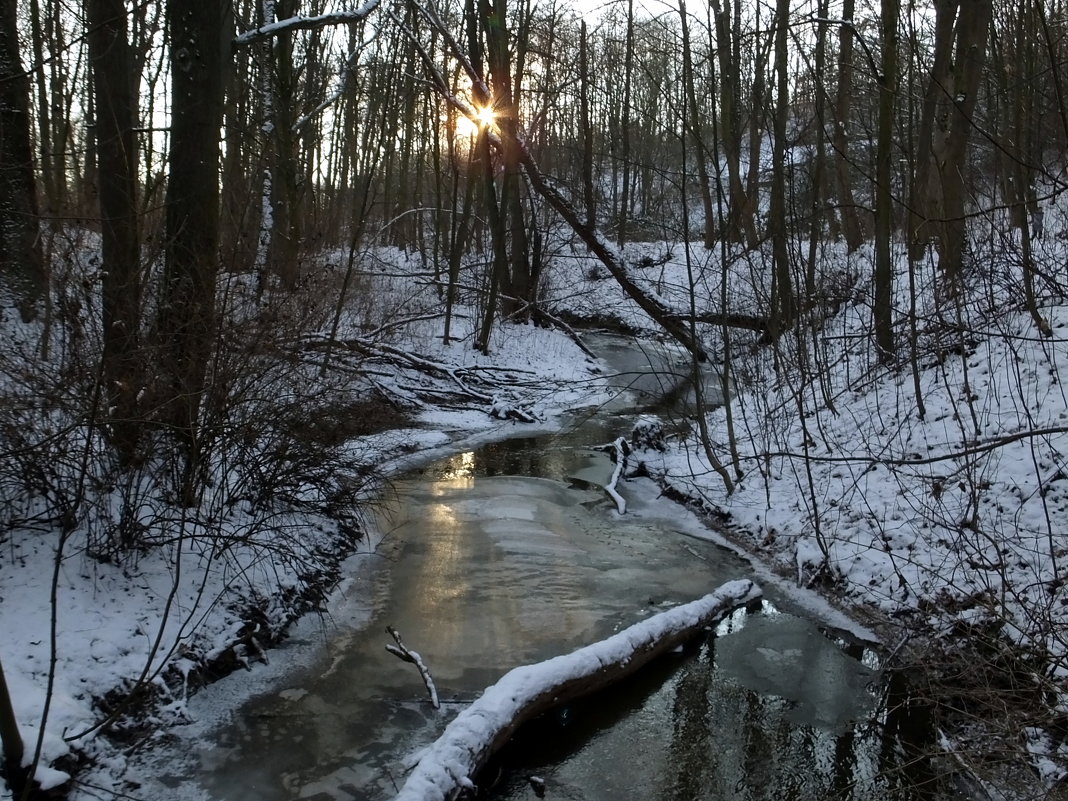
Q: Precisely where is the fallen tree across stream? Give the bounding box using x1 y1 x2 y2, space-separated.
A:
392 579 762 801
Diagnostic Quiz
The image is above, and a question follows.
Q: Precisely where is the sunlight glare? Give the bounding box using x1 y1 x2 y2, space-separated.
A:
456 105 496 138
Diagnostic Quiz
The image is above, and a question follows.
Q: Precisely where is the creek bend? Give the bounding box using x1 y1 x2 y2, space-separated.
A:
135 335 944 801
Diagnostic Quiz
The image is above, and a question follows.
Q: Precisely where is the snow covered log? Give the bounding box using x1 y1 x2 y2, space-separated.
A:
392 579 762 801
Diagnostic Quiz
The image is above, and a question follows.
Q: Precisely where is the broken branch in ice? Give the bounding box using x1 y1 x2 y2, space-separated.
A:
386 626 439 710
593 437 631 514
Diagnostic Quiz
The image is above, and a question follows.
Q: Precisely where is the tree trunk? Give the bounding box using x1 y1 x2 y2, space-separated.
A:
0 657 30 800
28 0 57 215
485 0 532 316
832 0 866 252
1003 0 1051 336
617 0 634 247
935 0 992 289
0 0 47 320
87 0 144 462
874 0 899 360
710 0 756 246
678 0 716 249
158 0 229 499
579 20 596 231
767 0 794 337
267 0 302 289
908 0 993 284
806 0 830 298
743 4 768 249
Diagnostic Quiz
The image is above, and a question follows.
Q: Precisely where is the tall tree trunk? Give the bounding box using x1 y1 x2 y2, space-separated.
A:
222 0 253 270
254 0 278 281
710 0 756 246
158 0 229 499
87 0 144 461
617 0 634 247
47 0 72 212
28 0 57 215
806 0 830 298
0 0 47 320
742 3 768 248
579 20 596 231
0 658 29 801
767 0 794 337
935 0 992 289
831 0 866 252
678 0 716 249
466 0 505 352
908 0 993 283
267 0 302 288
485 0 531 316
874 0 899 360
1003 0 1051 336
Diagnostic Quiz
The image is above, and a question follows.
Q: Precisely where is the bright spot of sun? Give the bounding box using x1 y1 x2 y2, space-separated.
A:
455 105 496 138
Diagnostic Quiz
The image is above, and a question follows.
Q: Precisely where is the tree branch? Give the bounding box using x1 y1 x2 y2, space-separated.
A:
757 426 1068 467
233 0 381 47
386 626 439 710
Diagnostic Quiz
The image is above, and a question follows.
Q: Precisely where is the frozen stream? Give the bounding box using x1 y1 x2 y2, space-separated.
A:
134 336 945 801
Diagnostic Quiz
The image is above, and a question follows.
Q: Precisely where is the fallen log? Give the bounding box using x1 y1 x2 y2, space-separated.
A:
392 579 762 801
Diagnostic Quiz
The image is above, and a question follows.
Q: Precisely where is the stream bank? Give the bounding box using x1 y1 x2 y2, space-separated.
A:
106 331 969 801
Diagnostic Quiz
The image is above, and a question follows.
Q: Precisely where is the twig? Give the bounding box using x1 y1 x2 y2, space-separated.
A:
385 626 439 709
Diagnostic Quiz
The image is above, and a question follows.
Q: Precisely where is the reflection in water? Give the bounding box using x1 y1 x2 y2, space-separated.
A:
437 450 477 480
486 609 944 801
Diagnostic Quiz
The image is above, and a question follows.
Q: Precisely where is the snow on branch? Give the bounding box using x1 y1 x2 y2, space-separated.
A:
386 626 440 710
296 334 542 420
593 437 630 513
392 580 762 801
234 0 381 46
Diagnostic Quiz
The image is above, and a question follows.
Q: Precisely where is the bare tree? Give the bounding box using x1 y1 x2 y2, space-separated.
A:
873 0 899 359
908 0 993 291
831 0 866 252
0 0 47 320
579 19 596 231
87 0 144 460
617 0 634 247
766 0 794 337
157 0 230 498
709 0 757 247
678 0 716 249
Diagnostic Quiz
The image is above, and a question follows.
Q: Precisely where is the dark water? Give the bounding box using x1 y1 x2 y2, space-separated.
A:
129 335 950 801
482 607 942 801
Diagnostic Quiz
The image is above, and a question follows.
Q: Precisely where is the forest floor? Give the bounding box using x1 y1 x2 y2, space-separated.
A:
4 216 1068 799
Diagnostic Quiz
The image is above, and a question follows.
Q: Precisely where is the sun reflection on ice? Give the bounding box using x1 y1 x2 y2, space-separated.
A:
438 451 477 480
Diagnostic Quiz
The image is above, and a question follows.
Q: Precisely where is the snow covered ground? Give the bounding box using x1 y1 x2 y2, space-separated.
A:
4 203 1068 797
546 212 1068 788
